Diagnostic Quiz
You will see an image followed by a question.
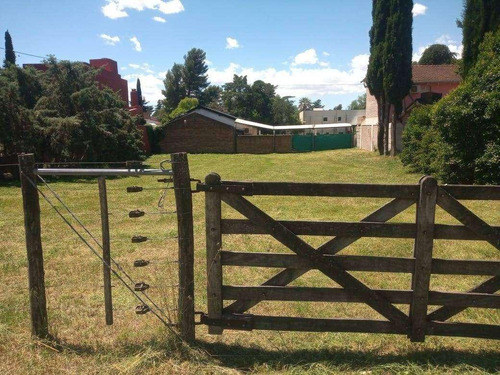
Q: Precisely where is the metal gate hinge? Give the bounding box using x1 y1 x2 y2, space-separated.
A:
134 282 150 291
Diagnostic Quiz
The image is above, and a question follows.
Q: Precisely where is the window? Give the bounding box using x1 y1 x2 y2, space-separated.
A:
338 116 342 122
323 117 328 121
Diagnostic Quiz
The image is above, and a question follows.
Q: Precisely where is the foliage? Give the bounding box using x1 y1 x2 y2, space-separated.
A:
221 75 254 119
162 63 185 112
312 99 323 108
3 30 15 67
400 105 444 175
0 57 144 161
432 30 500 183
298 97 312 111
333 104 342 110
168 97 199 120
136 78 143 107
347 94 366 110
418 44 457 65
199 85 222 109
182 48 209 98
461 0 500 76
272 95 300 125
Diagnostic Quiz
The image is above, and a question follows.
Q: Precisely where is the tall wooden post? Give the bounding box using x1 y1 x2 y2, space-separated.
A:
98 177 113 325
204 172 223 334
171 153 195 342
410 176 438 342
18 154 49 339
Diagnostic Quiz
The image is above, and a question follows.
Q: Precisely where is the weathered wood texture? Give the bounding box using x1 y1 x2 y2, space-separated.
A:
98 177 113 326
410 176 438 342
205 172 223 335
171 153 195 342
19 154 49 338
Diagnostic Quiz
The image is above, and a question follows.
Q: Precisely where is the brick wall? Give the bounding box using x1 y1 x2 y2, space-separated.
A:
159 113 235 153
236 135 292 154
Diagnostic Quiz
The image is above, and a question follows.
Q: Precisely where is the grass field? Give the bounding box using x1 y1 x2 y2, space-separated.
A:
0 149 499 374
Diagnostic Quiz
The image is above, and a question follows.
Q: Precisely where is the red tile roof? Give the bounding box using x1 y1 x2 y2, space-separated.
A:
412 64 461 83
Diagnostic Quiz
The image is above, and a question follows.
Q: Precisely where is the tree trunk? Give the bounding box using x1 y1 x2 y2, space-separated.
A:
383 103 390 155
377 98 385 155
390 110 398 156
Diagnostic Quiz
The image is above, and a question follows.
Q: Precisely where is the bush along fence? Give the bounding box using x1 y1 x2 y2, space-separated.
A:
20 153 499 343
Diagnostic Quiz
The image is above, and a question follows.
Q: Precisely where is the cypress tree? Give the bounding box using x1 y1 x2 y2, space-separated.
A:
462 0 500 77
136 78 143 107
3 30 16 67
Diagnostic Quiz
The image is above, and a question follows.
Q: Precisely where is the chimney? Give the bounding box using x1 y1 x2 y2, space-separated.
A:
130 89 139 107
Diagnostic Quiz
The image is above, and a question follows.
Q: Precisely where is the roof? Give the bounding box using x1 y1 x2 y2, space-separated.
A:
167 105 236 127
235 118 353 131
412 64 461 84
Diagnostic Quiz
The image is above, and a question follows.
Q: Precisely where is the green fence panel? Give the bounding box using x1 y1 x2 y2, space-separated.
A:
292 134 313 152
315 133 353 151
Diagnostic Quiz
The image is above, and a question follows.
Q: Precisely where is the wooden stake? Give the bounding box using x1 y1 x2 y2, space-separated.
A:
171 153 195 342
98 176 113 325
18 154 49 339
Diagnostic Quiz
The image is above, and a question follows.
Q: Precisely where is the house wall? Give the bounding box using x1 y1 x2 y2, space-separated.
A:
90 58 129 105
236 135 292 154
159 113 235 153
299 109 365 125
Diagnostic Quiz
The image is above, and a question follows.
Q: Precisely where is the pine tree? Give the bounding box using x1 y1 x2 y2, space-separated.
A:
136 78 143 107
3 30 16 67
162 63 185 111
182 48 209 98
462 0 500 76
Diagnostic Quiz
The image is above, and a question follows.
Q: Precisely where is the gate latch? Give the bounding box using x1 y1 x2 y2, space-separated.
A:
200 313 254 331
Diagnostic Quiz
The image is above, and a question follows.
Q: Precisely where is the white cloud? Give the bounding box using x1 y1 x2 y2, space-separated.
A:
413 35 463 62
153 16 166 23
292 48 319 66
207 54 368 99
130 36 142 52
319 61 329 67
99 34 120 45
102 0 184 19
412 3 427 17
124 73 164 104
128 62 154 73
322 51 330 56
205 59 213 66
226 37 240 49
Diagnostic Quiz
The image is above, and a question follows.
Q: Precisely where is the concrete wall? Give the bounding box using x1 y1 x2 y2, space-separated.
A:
236 135 292 154
299 109 365 125
357 122 404 152
159 113 235 153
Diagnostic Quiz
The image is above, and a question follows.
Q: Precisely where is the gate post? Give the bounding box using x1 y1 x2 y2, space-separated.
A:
18 154 49 339
410 176 438 342
171 152 195 342
204 172 223 334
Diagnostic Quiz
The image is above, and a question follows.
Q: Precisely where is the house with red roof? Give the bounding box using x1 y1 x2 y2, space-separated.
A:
357 64 461 152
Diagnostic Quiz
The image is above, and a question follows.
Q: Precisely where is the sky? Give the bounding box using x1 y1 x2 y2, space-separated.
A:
1 0 464 109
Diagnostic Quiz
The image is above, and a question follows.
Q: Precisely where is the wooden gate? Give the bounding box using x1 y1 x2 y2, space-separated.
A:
196 174 500 341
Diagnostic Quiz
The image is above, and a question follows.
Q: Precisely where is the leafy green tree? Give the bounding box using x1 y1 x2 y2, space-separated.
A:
136 78 143 107
461 0 500 77
312 99 323 108
199 85 223 109
272 95 300 125
347 94 366 110
250 80 276 124
433 29 500 183
162 63 184 112
418 44 457 65
3 30 15 67
168 97 199 120
333 104 342 110
182 48 209 97
221 75 254 119
298 97 312 111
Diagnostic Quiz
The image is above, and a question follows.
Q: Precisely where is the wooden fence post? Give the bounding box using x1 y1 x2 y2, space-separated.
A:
205 172 223 334
98 177 113 325
18 153 49 339
410 175 438 342
171 153 195 342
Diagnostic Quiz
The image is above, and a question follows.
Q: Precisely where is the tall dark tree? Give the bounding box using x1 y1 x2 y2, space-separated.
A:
162 63 184 111
250 80 276 124
367 0 413 155
348 93 367 110
182 48 209 97
3 30 16 67
298 97 313 111
333 104 343 110
384 0 413 156
461 0 500 76
136 78 143 107
419 44 457 65
221 75 253 119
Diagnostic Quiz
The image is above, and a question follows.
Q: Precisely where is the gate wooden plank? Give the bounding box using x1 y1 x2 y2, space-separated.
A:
441 185 500 200
221 193 410 331
224 198 414 314
223 286 500 308
427 321 500 340
205 173 223 335
437 187 500 251
410 176 438 342
221 251 500 275
222 220 500 240
427 275 500 322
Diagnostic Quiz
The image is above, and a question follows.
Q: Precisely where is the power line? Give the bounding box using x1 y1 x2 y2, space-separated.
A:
0 47 45 60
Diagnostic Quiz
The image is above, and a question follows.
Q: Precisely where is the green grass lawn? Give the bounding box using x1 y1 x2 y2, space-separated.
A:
0 149 499 374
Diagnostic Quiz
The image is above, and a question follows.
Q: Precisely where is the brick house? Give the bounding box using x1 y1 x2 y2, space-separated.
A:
358 64 461 152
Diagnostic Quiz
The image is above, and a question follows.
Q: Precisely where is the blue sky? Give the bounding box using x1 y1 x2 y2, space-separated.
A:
1 0 464 109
